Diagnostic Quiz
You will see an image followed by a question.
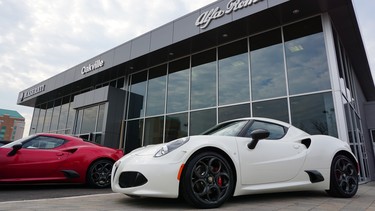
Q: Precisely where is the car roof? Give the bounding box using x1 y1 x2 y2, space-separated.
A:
222 117 292 128
35 133 85 142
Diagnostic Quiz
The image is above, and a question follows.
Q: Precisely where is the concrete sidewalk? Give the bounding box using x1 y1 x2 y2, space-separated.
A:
1 182 374 211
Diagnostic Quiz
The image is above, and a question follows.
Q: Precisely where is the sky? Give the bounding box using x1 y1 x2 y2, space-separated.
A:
0 0 374 137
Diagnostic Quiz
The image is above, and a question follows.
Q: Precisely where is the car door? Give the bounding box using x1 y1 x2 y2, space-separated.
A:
0 136 70 181
237 121 307 185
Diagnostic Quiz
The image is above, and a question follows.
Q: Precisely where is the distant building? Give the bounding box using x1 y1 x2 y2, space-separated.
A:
0 109 25 142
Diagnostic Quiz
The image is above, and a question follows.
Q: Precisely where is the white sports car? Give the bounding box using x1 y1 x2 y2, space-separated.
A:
111 117 359 208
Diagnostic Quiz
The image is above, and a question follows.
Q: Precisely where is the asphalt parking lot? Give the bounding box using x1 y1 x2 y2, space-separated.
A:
0 184 112 202
0 182 374 211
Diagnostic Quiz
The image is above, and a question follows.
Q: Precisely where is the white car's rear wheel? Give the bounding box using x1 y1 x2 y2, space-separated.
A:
181 151 234 208
327 154 358 198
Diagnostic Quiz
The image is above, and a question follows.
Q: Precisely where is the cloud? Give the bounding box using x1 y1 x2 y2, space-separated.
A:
0 0 216 137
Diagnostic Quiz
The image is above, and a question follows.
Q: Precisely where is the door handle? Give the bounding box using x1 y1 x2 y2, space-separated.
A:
56 152 65 156
293 144 300 149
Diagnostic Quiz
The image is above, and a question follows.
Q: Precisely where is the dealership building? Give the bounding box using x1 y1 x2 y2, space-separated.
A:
17 0 375 182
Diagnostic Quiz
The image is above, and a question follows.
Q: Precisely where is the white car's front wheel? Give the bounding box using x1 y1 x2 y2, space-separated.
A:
181 151 235 209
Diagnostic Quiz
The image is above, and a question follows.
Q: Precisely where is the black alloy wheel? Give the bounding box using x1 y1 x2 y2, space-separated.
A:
181 151 235 208
327 154 358 198
87 159 114 188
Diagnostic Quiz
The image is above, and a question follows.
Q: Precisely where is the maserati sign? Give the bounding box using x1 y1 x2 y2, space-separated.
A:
20 84 46 101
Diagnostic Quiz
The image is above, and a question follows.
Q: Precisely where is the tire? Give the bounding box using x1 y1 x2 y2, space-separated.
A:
181 151 235 209
87 159 114 188
326 154 358 198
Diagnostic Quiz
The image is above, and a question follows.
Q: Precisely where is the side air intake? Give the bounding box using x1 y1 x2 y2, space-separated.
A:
305 170 324 183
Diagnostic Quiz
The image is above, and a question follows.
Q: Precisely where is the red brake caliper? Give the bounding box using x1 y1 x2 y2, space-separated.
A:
218 176 222 187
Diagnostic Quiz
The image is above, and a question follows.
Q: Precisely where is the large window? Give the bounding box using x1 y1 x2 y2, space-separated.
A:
36 105 46 133
250 28 286 100
284 17 331 95
218 39 249 105
75 104 106 142
30 108 40 134
191 49 217 110
50 99 61 132
167 57 190 113
43 102 53 132
146 65 167 116
218 103 250 123
128 71 147 119
58 97 70 132
290 92 337 137
80 106 98 134
190 109 216 135
144 116 164 145
165 113 188 142
125 119 143 153
253 98 289 123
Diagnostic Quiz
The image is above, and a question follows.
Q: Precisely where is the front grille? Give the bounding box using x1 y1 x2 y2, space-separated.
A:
119 171 148 188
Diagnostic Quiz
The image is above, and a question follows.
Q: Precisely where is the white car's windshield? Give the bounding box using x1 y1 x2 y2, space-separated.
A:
203 120 248 136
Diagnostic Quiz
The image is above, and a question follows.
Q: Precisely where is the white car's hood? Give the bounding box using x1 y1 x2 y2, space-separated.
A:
128 144 163 156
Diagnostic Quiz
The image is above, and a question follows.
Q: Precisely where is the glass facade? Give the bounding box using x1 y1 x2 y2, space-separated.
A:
26 13 373 182
124 16 338 151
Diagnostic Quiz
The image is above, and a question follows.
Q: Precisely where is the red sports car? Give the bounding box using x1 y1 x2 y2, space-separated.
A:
0 133 124 188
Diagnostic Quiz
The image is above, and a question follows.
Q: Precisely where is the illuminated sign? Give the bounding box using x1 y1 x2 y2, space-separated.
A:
81 59 104 75
195 0 264 29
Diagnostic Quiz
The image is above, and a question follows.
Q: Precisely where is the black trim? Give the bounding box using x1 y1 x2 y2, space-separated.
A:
305 170 324 183
61 170 80 179
301 138 311 148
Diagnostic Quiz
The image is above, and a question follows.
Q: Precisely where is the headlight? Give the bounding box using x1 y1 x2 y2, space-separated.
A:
154 137 190 157
114 160 121 168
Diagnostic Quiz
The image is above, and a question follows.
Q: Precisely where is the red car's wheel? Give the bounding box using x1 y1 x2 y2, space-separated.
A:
87 159 114 188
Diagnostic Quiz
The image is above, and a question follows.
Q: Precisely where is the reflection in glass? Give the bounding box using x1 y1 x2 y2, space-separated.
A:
75 109 83 134
50 99 62 132
128 71 147 119
167 57 189 113
253 98 289 122
219 39 249 105
66 102 75 134
144 116 164 145
250 29 286 100
96 104 105 132
146 65 167 116
165 113 188 142
30 108 40 134
58 97 70 131
43 103 53 132
284 17 331 95
218 104 250 123
290 92 337 137
81 106 98 134
125 119 143 153
191 49 216 110
37 106 46 133
190 109 216 135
